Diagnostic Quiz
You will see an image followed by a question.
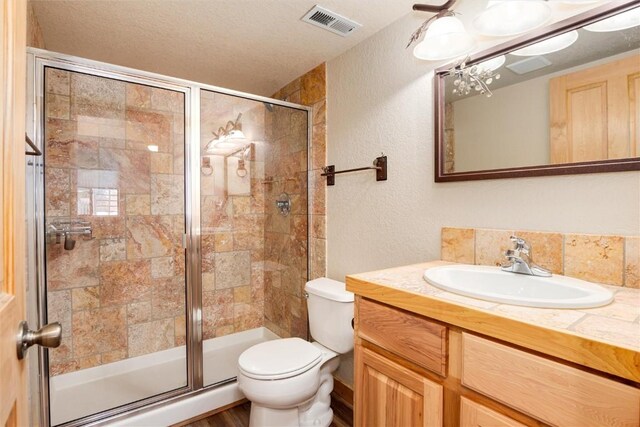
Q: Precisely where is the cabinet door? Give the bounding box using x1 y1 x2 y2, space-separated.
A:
355 345 443 427
460 398 526 427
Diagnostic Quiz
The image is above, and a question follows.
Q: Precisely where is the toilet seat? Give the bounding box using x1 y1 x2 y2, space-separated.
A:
238 338 323 380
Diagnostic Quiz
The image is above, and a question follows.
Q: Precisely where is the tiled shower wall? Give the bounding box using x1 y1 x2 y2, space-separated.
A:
266 63 327 338
45 69 187 375
199 91 267 339
45 64 321 373
442 227 639 288
261 103 309 338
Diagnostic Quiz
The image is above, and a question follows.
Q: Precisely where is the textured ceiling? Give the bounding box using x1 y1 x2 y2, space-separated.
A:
31 0 419 96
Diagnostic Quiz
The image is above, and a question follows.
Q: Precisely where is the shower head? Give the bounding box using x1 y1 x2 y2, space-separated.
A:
64 233 76 250
264 102 274 113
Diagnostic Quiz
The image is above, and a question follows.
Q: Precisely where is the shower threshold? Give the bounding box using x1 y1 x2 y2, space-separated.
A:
50 327 278 426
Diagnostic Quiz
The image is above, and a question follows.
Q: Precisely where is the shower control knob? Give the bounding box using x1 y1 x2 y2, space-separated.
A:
16 320 62 360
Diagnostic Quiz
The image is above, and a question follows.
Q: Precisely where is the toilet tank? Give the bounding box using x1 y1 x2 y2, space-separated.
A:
305 278 354 354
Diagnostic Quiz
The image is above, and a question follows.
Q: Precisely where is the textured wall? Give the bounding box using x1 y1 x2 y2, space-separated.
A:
27 1 45 48
326 9 640 283
45 68 187 375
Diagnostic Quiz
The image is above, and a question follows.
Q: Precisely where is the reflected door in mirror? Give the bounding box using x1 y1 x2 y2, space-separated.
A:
550 54 640 163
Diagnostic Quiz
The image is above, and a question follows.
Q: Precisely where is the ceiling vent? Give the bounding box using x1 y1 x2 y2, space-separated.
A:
301 5 361 37
506 56 552 75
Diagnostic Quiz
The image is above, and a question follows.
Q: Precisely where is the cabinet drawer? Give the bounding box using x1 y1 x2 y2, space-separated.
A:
460 398 526 427
357 298 447 376
462 333 640 427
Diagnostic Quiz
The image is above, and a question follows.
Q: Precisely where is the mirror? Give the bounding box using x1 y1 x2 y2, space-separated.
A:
435 2 640 181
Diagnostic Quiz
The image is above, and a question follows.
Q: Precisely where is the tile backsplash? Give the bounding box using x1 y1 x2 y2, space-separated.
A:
442 227 639 288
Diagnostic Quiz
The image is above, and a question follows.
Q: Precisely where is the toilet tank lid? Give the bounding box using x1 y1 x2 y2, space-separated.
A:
305 278 354 302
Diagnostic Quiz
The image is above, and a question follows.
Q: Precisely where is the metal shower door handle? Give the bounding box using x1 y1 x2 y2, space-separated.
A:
16 320 62 360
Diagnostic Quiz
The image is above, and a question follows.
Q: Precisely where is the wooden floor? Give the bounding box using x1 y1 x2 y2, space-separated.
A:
185 400 352 427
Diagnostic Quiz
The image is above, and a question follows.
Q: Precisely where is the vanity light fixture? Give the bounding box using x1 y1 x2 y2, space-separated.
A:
510 30 579 56
408 1 476 61
409 0 555 62
473 0 552 37
584 6 640 32
412 13 476 61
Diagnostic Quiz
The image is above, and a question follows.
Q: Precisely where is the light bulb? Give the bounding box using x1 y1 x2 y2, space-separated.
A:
414 16 476 61
511 30 579 56
473 1 552 37
584 7 640 32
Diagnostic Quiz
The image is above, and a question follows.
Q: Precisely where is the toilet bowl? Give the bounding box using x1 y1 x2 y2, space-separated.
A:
238 339 339 427
237 278 354 427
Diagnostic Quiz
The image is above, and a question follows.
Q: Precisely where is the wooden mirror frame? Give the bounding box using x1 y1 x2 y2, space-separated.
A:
434 0 640 182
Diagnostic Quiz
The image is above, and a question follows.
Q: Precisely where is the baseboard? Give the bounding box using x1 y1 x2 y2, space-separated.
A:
332 377 353 406
331 377 353 426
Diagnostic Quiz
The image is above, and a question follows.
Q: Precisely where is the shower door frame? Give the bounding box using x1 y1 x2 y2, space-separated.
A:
27 47 313 427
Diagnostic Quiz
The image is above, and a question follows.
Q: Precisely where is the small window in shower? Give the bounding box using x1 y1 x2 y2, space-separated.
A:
77 187 118 216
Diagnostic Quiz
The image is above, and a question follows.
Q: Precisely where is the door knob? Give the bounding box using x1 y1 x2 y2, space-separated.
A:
16 321 62 360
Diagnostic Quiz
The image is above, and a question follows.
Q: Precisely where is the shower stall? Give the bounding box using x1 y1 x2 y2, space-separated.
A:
26 48 311 426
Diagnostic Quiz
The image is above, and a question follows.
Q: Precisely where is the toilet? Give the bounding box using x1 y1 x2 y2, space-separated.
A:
237 277 354 427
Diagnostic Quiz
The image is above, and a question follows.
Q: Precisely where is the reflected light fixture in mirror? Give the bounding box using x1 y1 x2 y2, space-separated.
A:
213 129 249 150
433 0 640 182
584 6 640 32
477 54 506 72
450 55 503 97
413 14 476 61
205 113 250 153
551 0 600 4
511 30 579 56
473 0 552 37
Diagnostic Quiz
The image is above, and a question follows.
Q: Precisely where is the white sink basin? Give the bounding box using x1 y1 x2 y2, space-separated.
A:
423 265 613 309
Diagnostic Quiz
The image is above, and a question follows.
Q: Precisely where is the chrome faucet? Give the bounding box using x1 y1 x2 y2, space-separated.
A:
501 236 551 277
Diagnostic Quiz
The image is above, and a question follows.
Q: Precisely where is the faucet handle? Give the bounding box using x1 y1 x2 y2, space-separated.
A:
509 235 530 254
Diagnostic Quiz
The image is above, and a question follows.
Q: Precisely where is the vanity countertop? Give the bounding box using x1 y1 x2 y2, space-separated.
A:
346 260 640 383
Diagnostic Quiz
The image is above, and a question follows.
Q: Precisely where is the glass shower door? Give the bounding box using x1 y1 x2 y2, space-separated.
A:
42 67 188 425
199 89 309 386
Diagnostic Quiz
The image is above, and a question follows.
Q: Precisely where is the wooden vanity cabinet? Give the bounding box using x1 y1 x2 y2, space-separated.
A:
460 398 526 427
353 296 640 427
355 345 443 426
